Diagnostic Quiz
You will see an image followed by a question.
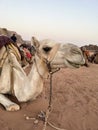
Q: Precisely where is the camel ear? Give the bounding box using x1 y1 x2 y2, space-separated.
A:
31 36 40 48
48 44 60 61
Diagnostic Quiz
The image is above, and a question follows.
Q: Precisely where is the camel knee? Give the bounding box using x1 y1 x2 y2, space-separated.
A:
6 104 20 111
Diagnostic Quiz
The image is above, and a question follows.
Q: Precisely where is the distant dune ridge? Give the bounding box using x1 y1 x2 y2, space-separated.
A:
0 27 98 49
81 44 98 51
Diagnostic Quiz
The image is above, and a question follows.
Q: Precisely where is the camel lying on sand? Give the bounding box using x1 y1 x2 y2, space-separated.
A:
0 36 85 111
81 46 98 65
93 53 98 64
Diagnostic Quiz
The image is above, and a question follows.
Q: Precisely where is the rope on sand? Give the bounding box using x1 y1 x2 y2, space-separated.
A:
48 121 67 130
38 110 67 130
41 71 67 130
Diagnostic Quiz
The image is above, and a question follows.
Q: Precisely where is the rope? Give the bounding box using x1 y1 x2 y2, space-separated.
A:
40 71 67 130
47 122 67 130
24 54 66 130
49 73 52 108
42 73 52 130
42 108 51 130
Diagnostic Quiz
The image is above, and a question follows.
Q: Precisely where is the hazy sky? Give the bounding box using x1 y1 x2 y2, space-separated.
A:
0 0 98 46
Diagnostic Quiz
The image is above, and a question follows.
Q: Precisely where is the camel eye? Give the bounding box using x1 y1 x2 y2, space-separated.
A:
43 46 52 53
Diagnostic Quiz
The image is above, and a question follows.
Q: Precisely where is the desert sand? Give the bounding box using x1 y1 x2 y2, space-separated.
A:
0 63 98 130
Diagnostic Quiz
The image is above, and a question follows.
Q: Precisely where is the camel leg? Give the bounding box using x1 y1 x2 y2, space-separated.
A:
0 94 20 111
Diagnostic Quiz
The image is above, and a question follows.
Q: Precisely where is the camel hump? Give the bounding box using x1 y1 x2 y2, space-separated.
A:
0 35 14 49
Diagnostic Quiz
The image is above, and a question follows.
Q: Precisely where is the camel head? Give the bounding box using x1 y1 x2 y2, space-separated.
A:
31 37 85 70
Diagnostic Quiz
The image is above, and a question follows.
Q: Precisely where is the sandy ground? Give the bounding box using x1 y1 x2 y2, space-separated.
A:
0 63 98 130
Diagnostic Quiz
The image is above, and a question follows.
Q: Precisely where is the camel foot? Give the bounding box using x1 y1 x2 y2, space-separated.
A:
6 104 20 111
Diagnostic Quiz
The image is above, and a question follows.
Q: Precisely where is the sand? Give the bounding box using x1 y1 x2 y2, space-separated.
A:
0 63 98 130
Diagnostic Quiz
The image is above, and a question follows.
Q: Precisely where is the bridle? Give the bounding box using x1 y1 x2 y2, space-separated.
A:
34 48 62 130
33 48 60 79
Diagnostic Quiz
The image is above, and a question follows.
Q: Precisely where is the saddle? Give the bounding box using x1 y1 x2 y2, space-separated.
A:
0 35 21 75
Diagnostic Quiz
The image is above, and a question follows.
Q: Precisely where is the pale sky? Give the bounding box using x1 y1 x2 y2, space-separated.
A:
0 0 98 46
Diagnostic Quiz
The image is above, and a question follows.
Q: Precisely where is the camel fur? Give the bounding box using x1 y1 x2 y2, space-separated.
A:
0 36 85 111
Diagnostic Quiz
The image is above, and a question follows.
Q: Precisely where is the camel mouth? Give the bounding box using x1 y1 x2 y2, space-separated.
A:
66 59 81 68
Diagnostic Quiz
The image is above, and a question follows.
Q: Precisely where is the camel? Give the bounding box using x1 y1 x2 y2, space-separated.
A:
80 46 93 67
0 36 85 111
93 53 98 64
80 46 98 64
